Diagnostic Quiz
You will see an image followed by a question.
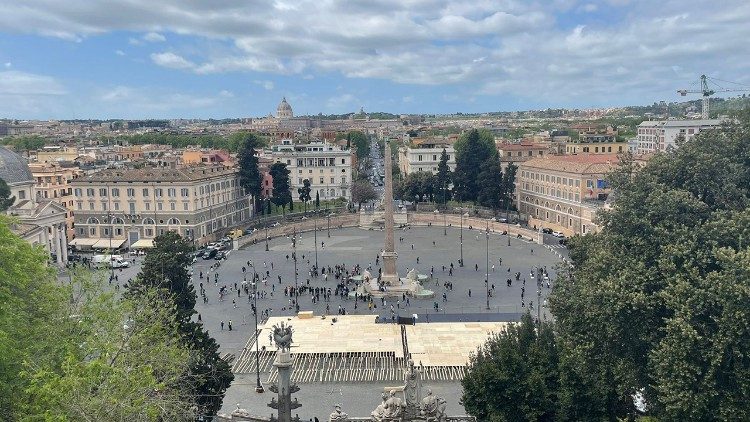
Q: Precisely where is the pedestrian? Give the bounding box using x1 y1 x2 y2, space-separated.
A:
228 320 233 331
198 313 202 322
468 289 472 298
220 320 225 330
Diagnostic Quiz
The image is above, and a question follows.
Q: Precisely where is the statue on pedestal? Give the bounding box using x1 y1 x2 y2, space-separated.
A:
371 393 388 421
363 269 373 282
329 404 349 422
272 321 294 352
420 390 447 422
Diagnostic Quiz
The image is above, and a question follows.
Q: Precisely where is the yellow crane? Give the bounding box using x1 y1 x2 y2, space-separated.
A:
678 74 750 119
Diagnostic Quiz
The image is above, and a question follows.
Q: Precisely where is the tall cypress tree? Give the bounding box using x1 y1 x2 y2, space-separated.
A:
435 148 452 204
237 133 263 214
454 129 495 203
127 232 233 418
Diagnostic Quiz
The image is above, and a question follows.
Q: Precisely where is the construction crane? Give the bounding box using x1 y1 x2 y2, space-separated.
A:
678 74 750 119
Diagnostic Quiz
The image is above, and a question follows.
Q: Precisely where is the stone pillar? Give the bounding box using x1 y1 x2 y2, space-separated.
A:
60 225 68 264
268 350 301 422
380 139 399 285
54 226 63 266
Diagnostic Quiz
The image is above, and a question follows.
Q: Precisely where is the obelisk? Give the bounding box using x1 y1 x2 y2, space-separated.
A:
380 139 400 285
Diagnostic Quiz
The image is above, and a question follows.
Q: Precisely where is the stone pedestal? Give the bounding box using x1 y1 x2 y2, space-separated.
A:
380 251 399 284
268 351 301 422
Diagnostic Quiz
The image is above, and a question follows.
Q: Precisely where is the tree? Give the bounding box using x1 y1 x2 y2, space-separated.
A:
462 313 560 422
315 191 320 209
298 179 312 213
503 162 518 209
269 162 292 214
127 232 233 418
549 116 750 420
0 177 15 211
476 153 504 209
435 148 452 204
237 133 263 214
351 180 377 209
454 129 496 202
338 131 369 159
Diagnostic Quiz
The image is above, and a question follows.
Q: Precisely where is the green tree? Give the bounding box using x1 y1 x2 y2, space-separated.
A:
0 177 15 211
454 129 496 202
298 179 312 213
351 179 377 209
270 162 292 214
462 313 560 422
503 162 518 209
476 152 504 209
128 232 233 418
237 133 263 214
315 191 320 209
338 131 370 159
435 148 452 204
549 116 750 420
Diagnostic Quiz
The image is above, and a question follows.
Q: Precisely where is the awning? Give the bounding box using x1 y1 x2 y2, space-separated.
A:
69 238 99 247
130 238 154 249
92 238 127 249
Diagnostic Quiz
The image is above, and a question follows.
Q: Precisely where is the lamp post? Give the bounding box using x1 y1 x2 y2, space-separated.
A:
313 207 318 270
263 198 269 252
506 197 511 247
442 181 447 236
327 212 331 238
485 221 490 310
292 227 299 313
250 262 264 393
460 212 468 267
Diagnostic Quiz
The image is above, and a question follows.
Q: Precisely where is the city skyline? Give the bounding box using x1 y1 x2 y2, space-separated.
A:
1 0 749 119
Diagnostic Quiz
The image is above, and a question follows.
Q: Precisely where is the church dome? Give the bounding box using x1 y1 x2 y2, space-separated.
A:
277 97 293 119
0 146 33 186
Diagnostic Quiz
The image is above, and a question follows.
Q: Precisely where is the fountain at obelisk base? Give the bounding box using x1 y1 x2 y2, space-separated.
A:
361 139 434 299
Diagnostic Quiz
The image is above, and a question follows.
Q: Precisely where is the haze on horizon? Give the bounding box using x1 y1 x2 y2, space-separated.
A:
0 0 749 120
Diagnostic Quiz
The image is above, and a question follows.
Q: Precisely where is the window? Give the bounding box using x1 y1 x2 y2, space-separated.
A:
330 177 334 183
114 202 120 211
127 188 135 197
129 203 136 213
341 158 346 164
155 188 163 197
586 180 593 188
99 188 107 197
111 188 120 197
157 202 163 211
89 203 95 210
418 155 423 161
77 203 82 210
170 203 175 211
145 202 150 211
87 188 95 196
341 176 346 183
319 177 324 183
142 188 149 197
433 155 437 161
145 228 153 237
74 188 82 197
181 188 189 197
168 188 176 197
183 203 189 211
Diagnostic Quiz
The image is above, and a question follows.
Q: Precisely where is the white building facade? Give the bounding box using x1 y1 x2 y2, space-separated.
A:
636 119 724 154
268 141 354 202
398 146 456 175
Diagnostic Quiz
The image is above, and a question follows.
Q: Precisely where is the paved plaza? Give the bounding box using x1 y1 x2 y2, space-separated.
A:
73 224 565 418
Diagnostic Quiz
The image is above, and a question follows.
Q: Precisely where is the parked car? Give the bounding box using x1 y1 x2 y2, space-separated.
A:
552 231 565 238
214 251 227 260
541 228 553 234
203 248 218 260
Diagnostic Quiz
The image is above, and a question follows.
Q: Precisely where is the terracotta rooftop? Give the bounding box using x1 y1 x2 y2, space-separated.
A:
520 154 619 174
497 142 547 151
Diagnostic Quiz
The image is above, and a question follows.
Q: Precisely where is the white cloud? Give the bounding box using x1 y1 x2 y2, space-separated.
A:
218 89 234 98
150 52 195 70
254 80 274 90
142 32 165 42
115 49 125 56
0 70 66 95
3 62 11 68
0 0 748 107
326 93 358 110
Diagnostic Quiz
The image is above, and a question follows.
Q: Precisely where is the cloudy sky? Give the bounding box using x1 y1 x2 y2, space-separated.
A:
0 0 749 119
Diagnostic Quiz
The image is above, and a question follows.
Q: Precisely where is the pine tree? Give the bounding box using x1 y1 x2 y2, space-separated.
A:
237 133 263 214
270 162 292 214
476 153 504 209
435 148 452 204
127 232 233 418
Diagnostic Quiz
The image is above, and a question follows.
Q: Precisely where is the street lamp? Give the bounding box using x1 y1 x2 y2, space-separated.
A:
264 200 269 252
249 262 264 393
485 221 490 310
506 197 511 247
327 212 331 238
442 181 447 236
292 227 299 313
313 206 318 270
459 212 468 267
